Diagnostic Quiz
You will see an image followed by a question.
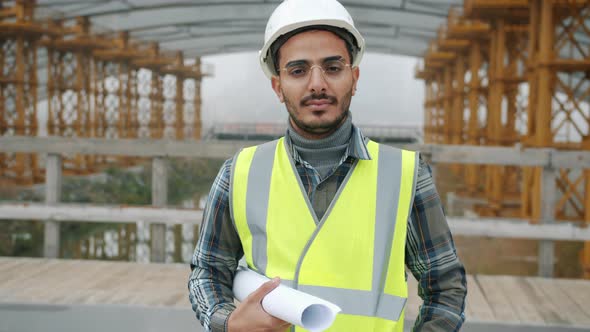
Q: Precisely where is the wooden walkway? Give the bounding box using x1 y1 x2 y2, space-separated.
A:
1 257 590 329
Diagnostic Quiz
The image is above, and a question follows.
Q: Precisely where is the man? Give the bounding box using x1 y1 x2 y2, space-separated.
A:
188 0 467 331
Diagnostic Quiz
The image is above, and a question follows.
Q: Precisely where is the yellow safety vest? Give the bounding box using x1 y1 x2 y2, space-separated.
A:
231 137 418 332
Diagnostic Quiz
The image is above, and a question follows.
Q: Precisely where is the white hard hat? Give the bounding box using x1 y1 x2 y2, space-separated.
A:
259 0 365 79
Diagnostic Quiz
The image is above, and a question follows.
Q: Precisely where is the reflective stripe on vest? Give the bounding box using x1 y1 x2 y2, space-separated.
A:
231 137 418 330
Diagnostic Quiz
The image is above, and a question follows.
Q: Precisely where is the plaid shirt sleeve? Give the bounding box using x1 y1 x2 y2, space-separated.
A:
188 158 241 332
406 157 467 331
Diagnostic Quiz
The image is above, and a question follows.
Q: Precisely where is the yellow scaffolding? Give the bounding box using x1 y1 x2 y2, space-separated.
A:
0 0 48 185
417 0 590 277
0 1 208 186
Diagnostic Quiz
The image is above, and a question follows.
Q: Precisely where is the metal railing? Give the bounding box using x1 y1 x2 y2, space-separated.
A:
205 123 423 143
1 135 590 277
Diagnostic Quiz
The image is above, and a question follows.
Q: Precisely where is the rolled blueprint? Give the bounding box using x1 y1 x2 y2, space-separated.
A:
233 267 341 332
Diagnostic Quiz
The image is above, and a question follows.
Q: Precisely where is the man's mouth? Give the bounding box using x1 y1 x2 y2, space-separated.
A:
301 93 337 108
305 99 333 109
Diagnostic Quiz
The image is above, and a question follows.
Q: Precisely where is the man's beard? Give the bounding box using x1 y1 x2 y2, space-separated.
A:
283 88 353 135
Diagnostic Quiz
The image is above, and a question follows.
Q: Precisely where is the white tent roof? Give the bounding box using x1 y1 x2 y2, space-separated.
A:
35 0 461 57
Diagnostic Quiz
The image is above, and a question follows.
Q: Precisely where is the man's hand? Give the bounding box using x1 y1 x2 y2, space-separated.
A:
227 277 292 332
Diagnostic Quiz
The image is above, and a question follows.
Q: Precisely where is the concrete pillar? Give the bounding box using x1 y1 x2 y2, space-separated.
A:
539 160 556 278
150 156 167 262
44 153 62 258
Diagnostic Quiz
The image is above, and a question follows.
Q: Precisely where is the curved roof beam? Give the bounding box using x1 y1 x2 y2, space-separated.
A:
128 21 407 36
121 22 417 53
55 3 445 32
159 32 427 57
35 1 447 59
116 17 417 35
138 25 425 46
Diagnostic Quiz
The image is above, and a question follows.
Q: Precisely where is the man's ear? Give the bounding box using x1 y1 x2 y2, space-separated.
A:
351 66 360 96
271 76 284 103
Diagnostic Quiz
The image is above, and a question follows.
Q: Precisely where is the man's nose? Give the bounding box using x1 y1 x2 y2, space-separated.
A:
307 66 328 92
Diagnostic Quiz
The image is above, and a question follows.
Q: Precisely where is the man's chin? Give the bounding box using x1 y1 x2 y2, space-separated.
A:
298 119 340 133
288 108 348 135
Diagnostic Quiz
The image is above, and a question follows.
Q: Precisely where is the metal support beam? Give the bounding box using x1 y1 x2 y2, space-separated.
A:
466 41 483 195
5 203 590 241
150 157 167 263
5 136 590 168
0 203 202 224
44 154 62 258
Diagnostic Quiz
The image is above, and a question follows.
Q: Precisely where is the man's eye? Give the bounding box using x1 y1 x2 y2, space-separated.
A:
326 66 342 73
289 68 307 76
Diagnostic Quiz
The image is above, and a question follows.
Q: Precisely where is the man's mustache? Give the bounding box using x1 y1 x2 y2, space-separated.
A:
300 93 337 106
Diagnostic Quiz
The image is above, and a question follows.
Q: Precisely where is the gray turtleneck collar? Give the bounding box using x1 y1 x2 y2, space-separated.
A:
287 112 353 180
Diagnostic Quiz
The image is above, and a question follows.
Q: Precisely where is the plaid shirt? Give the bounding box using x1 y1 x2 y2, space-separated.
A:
188 125 467 331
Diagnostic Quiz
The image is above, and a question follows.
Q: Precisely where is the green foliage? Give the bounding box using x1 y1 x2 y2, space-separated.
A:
0 221 43 257
62 167 151 205
165 158 224 205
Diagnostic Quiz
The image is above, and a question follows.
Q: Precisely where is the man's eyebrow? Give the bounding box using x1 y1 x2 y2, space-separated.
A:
323 55 344 63
285 59 309 68
284 56 344 68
